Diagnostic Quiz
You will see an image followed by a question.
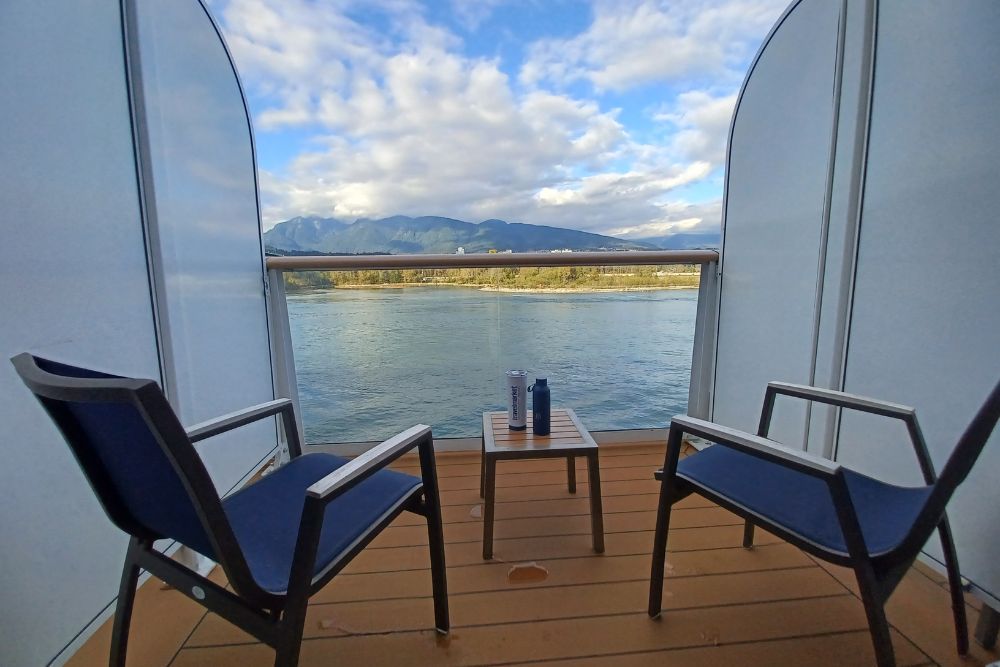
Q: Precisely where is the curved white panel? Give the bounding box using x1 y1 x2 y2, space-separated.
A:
713 0 842 445
838 1 1000 601
132 0 276 492
0 2 159 664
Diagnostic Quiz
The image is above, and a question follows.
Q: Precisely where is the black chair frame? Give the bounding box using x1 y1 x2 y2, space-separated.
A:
13 353 449 667
648 379 1000 667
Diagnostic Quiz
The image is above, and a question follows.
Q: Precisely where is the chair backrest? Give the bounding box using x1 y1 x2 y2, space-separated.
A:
930 378 1000 507
902 378 1000 557
11 353 230 563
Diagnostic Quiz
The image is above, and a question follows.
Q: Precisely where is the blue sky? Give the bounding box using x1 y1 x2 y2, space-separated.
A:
208 0 788 236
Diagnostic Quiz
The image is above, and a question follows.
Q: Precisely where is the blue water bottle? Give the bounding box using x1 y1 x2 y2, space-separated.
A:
530 378 550 435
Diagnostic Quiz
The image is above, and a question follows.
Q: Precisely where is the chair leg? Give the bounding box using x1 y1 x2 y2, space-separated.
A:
854 566 895 667
742 519 755 548
273 602 308 667
417 432 450 633
425 496 450 633
936 517 969 655
110 539 143 667
648 484 675 617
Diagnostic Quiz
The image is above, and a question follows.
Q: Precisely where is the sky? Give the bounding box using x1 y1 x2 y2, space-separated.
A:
207 0 789 237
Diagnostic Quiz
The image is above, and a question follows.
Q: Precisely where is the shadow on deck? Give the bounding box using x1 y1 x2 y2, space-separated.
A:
69 444 998 666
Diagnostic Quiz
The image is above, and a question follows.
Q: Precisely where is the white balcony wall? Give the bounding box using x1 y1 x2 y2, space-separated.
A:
836 0 1000 604
0 2 160 665
713 0 1000 606
0 1 279 664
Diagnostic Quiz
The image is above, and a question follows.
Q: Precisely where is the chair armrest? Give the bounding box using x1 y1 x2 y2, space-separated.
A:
670 414 840 478
186 398 296 445
764 382 915 419
760 382 936 483
307 424 432 501
285 425 436 595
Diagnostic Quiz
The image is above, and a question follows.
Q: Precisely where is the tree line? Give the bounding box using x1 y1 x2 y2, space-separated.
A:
282 265 701 290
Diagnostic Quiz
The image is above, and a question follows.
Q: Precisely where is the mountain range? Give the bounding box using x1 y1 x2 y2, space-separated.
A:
263 215 718 254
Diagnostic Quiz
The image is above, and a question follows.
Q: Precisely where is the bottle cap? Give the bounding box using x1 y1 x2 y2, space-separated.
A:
535 377 547 385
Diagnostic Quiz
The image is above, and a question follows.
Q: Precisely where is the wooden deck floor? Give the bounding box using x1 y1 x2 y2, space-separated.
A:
69 444 999 666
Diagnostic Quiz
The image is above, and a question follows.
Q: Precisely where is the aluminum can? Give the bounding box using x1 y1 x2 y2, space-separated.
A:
506 370 528 430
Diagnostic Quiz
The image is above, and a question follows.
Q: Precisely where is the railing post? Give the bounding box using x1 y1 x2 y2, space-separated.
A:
687 260 719 420
266 267 304 462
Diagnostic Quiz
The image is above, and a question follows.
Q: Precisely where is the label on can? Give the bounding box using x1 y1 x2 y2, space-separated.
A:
506 370 528 430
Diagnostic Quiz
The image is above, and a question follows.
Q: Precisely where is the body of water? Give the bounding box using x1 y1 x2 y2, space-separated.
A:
288 286 698 443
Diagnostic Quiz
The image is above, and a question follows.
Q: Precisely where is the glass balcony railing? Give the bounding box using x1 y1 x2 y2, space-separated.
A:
265 251 719 448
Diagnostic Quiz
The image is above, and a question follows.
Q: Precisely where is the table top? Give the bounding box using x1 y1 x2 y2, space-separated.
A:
483 408 597 457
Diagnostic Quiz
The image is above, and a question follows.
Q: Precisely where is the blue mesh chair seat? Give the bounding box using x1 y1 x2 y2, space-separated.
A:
12 353 449 667
675 445 932 557
649 380 1000 667
224 454 421 594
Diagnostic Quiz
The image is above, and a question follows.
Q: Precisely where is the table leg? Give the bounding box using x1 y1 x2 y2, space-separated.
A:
479 427 485 498
587 452 605 553
566 455 577 493
483 456 497 560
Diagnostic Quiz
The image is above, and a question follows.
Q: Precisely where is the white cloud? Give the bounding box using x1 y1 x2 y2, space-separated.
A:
209 0 781 234
657 89 737 168
534 163 711 208
521 0 786 91
449 0 508 31
608 199 724 238
257 67 641 231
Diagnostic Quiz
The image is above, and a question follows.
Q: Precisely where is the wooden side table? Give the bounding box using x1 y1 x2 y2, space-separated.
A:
480 408 604 560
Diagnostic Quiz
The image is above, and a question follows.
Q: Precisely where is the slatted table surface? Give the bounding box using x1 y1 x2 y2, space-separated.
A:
484 408 598 455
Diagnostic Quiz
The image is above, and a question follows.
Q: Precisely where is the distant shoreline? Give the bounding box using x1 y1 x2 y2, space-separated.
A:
478 285 693 293
303 282 696 293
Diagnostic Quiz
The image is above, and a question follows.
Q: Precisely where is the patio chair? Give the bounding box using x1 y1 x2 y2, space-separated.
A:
648 379 1000 667
12 353 449 667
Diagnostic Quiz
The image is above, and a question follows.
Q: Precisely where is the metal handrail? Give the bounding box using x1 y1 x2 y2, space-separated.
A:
265 249 718 271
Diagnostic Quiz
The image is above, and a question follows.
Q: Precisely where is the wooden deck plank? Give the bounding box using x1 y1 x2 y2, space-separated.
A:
911 559 986 612
64 444 993 667
403 452 661 477
392 486 717 528
385 442 668 471
171 596 894 666
308 542 815 605
813 558 1000 667
433 462 655 492
65 567 224 667
186 567 847 647
429 480 708 510
507 630 929 667
339 524 784 576
369 507 739 549
394 485 666 526
389 448 667 477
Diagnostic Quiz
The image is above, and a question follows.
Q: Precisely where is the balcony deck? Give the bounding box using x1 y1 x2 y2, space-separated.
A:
68 443 998 666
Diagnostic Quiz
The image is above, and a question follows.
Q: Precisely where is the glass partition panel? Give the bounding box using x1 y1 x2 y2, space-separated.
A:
286 265 699 443
132 0 276 490
712 0 841 444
